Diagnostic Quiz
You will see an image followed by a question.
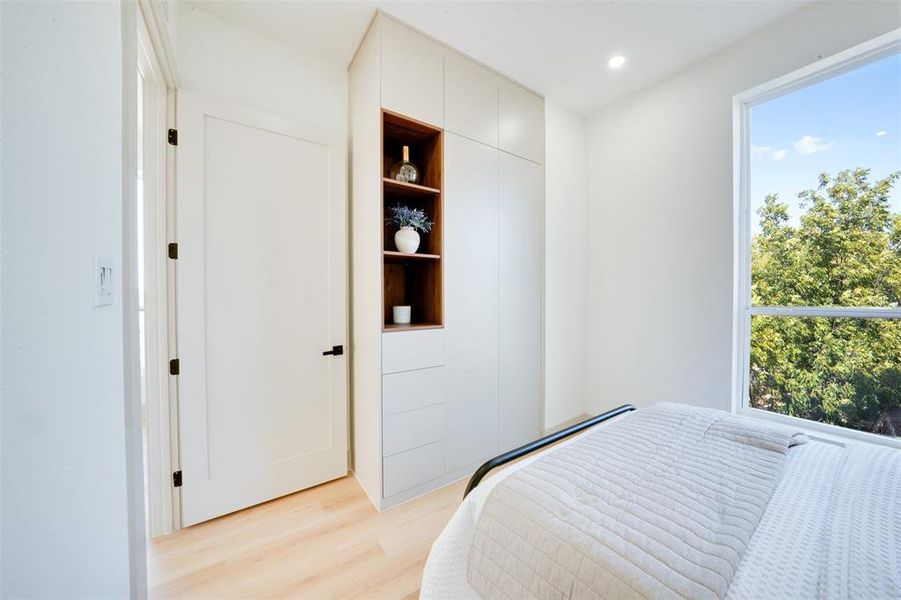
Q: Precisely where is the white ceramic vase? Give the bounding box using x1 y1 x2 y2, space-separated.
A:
394 226 420 253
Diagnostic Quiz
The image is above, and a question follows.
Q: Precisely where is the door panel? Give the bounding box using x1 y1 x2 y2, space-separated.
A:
177 91 347 526
445 55 499 148
380 17 445 127
444 133 499 472
499 80 544 164
498 151 543 451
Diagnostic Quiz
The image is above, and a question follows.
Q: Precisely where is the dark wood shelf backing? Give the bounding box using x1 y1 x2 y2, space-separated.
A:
383 178 440 197
383 260 442 328
383 110 442 190
383 194 441 255
384 251 441 261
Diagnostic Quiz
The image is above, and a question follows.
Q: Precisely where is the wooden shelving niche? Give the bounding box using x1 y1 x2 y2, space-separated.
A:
382 110 443 331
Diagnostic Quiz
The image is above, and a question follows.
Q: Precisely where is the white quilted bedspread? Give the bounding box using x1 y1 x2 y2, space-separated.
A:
819 442 901 599
727 440 901 600
466 403 804 599
421 404 901 600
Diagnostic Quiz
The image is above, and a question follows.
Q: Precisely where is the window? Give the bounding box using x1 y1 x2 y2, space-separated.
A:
735 33 901 443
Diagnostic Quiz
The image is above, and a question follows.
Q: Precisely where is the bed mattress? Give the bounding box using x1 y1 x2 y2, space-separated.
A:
421 407 900 599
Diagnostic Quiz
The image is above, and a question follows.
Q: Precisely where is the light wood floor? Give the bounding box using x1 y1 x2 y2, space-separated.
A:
148 475 466 599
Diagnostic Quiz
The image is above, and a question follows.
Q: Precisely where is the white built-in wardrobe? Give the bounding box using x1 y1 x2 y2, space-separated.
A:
350 13 545 510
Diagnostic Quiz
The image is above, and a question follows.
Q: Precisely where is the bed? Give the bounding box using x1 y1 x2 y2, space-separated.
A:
421 402 901 599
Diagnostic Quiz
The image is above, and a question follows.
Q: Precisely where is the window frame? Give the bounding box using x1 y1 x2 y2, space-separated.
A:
732 29 901 449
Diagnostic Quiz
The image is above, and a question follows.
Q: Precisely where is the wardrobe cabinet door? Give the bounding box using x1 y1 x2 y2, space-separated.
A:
380 18 444 127
445 55 499 148
498 80 544 164
443 133 499 472
498 152 543 451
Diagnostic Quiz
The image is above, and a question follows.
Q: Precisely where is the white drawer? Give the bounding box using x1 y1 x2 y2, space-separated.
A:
383 440 445 497
383 403 445 457
383 367 446 416
382 329 446 374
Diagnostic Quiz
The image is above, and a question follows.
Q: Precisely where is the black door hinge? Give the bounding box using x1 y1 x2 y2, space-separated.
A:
173 470 182 487
168 242 178 259
322 345 344 356
169 358 180 375
168 128 178 146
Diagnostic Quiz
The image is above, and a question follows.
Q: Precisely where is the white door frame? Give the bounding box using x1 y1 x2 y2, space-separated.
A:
122 2 146 595
137 4 182 537
124 2 179 594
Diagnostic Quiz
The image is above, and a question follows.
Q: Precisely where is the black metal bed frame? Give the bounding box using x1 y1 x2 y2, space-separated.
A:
463 404 636 498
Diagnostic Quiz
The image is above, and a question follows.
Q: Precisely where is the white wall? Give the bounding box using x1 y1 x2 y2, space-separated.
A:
585 2 901 415
0 1 137 596
176 5 347 133
544 102 590 428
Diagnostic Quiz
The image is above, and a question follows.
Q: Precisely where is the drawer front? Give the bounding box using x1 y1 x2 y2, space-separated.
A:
383 440 445 497
383 367 446 416
382 329 446 374
383 403 445 457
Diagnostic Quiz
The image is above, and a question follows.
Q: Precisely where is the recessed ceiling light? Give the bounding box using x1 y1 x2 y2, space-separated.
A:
608 55 626 70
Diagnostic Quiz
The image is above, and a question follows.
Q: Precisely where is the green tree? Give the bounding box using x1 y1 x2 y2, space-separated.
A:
750 168 901 436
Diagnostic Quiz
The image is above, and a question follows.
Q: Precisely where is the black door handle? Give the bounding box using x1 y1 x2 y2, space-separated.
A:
322 345 344 357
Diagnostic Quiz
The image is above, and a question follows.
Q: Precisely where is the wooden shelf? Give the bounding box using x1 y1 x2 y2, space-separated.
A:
382 110 443 330
383 178 440 197
384 323 444 332
382 177 441 196
384 250 440 261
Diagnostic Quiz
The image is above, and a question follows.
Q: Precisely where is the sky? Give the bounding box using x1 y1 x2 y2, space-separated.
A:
750 52 901 235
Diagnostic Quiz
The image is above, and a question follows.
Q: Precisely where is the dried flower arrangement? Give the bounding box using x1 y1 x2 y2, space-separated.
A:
386 204 433 233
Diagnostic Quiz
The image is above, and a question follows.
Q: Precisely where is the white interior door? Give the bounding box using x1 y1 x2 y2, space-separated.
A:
176 91 347 526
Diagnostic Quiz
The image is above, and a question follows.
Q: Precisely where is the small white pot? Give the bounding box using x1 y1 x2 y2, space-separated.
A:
393 305 412 324
394 226 420 254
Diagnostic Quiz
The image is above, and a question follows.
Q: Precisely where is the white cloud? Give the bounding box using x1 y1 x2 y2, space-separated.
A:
751 145 788 161
876 130 887 137
794 135 835 155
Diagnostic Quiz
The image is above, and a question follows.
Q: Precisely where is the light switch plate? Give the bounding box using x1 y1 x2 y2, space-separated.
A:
93 256 114 307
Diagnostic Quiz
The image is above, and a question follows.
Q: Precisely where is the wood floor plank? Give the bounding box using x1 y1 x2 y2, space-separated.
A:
148 476 465 599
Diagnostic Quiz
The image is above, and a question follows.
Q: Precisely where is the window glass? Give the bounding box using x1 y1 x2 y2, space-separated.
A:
750 315 901 437
749 54 901 308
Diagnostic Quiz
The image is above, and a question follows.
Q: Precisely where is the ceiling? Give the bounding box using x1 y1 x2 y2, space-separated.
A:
189 0 811 115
